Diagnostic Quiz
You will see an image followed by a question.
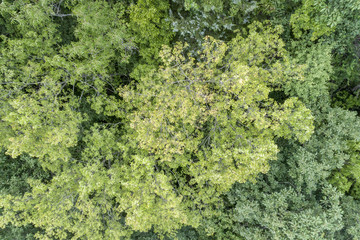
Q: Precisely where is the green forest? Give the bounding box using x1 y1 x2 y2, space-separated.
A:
1 0 360 239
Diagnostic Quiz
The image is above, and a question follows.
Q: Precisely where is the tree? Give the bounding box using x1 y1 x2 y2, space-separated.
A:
0 0 133 239
0 151 49 240
3 0 360 239
0 20 314 238
127 0 175 81
197 104 360 239
0 0 133 171
167 0 263 50
192 37 360 240
119 21 314 233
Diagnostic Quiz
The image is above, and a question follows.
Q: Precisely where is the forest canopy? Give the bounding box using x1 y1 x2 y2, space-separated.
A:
0 0 360 239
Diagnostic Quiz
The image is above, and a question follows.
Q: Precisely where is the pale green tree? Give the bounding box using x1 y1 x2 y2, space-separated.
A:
0 20 314 239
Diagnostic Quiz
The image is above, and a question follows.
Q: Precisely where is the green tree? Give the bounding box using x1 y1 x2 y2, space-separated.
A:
0 151 50 240
329 141 360 198
119 21 314 233
0 0 134 238
195 101 360 240
0 0 133 171
189 31 360 240
168 0 264 50
0 21 314 239
128 0 173 63
127 0 175 81
4 0 360 239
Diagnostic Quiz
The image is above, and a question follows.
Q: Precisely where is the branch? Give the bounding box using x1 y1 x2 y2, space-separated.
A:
50 13 74 17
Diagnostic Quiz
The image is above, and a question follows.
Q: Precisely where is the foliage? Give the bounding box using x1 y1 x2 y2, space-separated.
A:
189 21 360 238
287 0 360 95
284 43 333 110
194 101 360 240
329 141 360 198
121 21 313 213
0 0 133 170
335 196 360 240
0 15 314 238
0 151 50 196
332 89 360 112
168 0 263 50
290 0 335 40
127 0 175 81
0 151 50 239
128 0 173 63
1 0 360 239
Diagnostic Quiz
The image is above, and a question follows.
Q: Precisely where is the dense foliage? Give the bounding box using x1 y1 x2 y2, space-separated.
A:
0 0 359 239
